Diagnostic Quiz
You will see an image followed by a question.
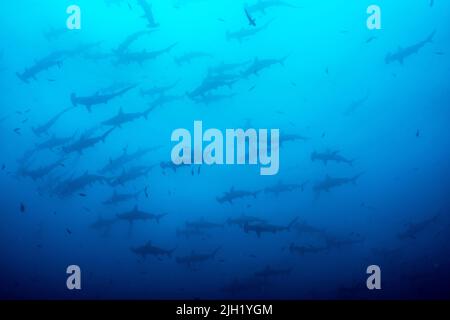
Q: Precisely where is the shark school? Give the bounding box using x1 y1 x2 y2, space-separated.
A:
170 121 280 176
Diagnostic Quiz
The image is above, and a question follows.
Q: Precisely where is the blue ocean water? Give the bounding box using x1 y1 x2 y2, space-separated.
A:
0 0 449 300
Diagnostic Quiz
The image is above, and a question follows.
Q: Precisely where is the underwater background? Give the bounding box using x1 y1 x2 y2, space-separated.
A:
0 0 449 300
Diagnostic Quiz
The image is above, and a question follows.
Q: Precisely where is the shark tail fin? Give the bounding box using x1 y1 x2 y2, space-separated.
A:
157 213 167 223
279 54 290 66
427 30 437 43
352 172 365 184
102 127 115 142
16 72 28 83
70 93 77 107
168 246 177 257
212 246 221 257
384 53 392 64
225 31 231 41
287 217 299 230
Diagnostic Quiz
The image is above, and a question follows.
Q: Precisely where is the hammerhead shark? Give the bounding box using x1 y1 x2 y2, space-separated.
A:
116 205 167 224
32 106 74 136
71 85 136 112
176 247 221 267
137 0 160 28
245 0 299 15
62 128 115 154
101 106 155 128
131 241 176 259
216 186 260 204
313 173 364 195
243 217 298 237
385 30 436 64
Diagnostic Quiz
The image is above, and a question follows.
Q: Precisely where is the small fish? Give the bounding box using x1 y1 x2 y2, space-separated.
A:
325 67 329 75
47 79 56 82
66 228 72 235
248 85 256 92
365 36 377 43
245 8 256 27
20 202 26 213
82 207 91 212
1 164 5 170
416 129 420 138
290 81 297 87
434 51 445 56
13 128 21 134
144 186 149 198
21 118 28 124
79 193 87 197
217 18 225 22
321 132 326 138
